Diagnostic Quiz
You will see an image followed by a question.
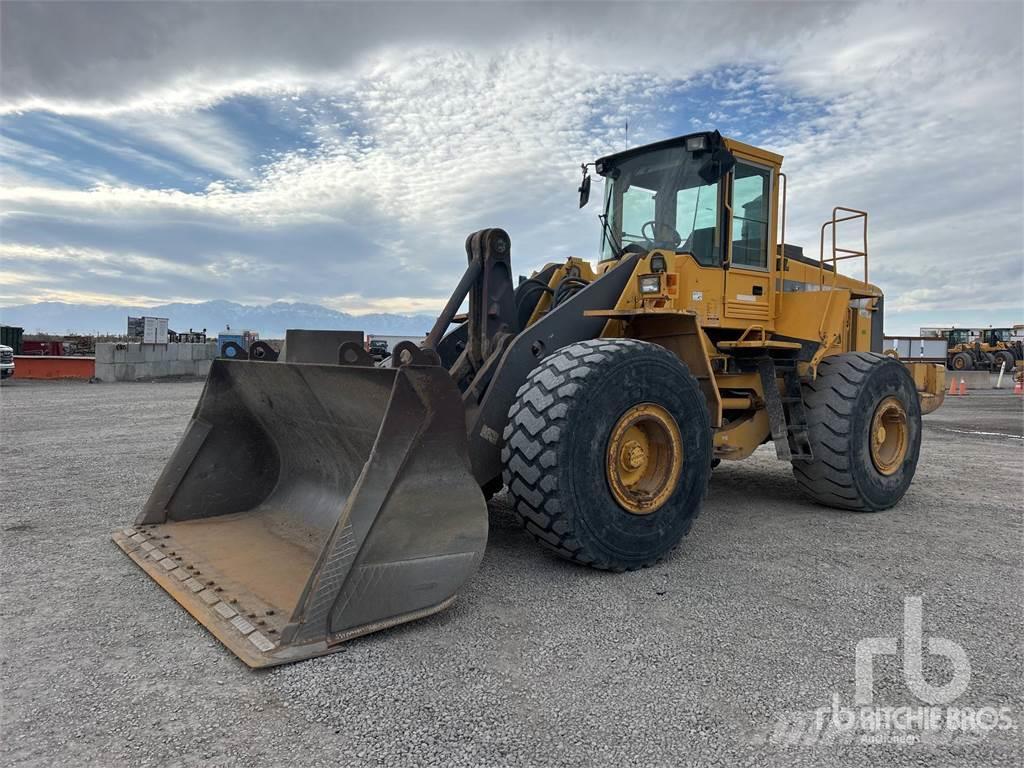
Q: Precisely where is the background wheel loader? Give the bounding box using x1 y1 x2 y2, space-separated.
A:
114 130 946 667
945 327 1021 372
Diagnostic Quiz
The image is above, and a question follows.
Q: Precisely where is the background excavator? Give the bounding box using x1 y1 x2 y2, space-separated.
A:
114 130 946 667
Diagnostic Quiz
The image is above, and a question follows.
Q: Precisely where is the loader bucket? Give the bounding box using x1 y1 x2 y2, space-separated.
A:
112 359 488 667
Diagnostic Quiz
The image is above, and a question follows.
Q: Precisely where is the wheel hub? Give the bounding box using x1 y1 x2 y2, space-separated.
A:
621 440 647 471
870 396 908 476
606 403 683 515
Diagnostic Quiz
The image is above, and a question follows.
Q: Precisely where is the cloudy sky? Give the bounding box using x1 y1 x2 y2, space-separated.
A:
1 1 1021 334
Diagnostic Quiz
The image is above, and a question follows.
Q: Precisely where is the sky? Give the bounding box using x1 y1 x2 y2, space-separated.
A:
1 1 1022 335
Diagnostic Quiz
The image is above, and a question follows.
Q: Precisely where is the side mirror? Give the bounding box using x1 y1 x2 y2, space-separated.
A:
578 173 592 208
698 146 737 184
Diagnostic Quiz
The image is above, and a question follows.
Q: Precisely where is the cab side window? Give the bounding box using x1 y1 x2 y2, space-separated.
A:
731 162 771 269
621 184 655 243
675 182 720 266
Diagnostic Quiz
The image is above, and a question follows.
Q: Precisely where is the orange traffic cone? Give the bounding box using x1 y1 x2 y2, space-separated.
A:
1014 377 1023 396
958 378 968 396
948 378 958 397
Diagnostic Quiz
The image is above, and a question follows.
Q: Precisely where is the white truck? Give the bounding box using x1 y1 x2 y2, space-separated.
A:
0 344 14 379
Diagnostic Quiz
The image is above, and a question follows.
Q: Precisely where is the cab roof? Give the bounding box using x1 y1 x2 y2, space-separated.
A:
595 130 782 175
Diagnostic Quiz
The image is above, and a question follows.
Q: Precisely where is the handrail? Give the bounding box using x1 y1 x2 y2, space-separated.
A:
720 181 733 265
736 325 768 344
778 172 788 265
819 206 868 285
810 206 869 377
776 172 788 317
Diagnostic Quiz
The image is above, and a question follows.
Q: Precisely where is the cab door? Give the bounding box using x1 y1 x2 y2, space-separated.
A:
722 158 775 324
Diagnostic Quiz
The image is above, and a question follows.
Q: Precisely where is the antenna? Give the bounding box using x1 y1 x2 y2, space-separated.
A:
623 120 629 149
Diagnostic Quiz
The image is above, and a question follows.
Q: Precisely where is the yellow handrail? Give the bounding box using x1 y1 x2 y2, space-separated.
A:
819 206 869 285
736 325 768 344
811 206 869 377
778 172 788 265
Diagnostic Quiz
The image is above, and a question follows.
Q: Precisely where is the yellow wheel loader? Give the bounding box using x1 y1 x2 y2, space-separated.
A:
977 328 1021 372
945 327 1020 372
114 131 946 667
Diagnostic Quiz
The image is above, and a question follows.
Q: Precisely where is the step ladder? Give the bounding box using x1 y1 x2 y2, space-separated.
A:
756 356 813 461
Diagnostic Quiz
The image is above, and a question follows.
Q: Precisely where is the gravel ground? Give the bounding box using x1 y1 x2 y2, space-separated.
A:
1 379 1021 767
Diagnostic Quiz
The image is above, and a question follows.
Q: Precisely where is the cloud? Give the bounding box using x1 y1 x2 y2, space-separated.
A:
0 1 1021 336
1 44 683 308
0 3 844 114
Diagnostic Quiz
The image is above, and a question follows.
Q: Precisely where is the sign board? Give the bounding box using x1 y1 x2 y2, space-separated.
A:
142 316 169 344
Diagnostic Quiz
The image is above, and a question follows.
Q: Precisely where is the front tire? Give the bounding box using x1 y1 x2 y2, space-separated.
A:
502 339 711 570
951 351 972 371
793 352 922 511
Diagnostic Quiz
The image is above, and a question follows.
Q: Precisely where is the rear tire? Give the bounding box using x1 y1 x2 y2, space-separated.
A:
502 339 711 570
793 352 921 511
993 350 1015 373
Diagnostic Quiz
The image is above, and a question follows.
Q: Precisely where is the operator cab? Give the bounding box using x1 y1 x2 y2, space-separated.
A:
982 328 1013 344
945 328 972 346
589 131 773 273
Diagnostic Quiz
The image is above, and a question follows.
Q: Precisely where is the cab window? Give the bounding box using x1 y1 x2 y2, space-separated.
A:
731 162 771 269
599 145 722 265
621 184 656 243
675 182 720 266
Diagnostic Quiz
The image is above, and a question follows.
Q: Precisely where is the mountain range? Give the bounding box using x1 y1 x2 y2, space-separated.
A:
0 300 437 338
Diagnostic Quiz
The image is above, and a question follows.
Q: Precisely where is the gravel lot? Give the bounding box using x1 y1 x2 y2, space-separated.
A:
2 379 1021 767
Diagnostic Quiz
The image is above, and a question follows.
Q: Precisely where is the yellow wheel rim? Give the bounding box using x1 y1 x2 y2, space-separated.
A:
606 403 683 515
870 396 909 476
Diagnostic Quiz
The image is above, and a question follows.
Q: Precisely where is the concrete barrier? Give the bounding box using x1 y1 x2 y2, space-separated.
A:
94 342 218 382
945 370 1001 391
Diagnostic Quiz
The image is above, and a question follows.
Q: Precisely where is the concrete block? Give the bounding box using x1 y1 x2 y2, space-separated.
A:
127 344 145 363
143 344 160 362
130 362 150 380
178 344 193 361
950 370 996 390
165 343 178 361
95 343 114 364
114 363 131 381
195 359 213 378
113 345 127 363
94 362 113 382
168 360 189 377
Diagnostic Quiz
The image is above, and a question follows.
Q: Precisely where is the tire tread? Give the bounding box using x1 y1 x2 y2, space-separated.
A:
502 339 705 569
793 352 915 511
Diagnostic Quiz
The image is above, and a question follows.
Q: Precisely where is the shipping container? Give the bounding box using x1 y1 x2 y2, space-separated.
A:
1 326 24 354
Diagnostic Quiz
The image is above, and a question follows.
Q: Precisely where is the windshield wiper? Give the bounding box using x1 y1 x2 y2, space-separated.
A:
598 191 623 258
598 214 623 259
